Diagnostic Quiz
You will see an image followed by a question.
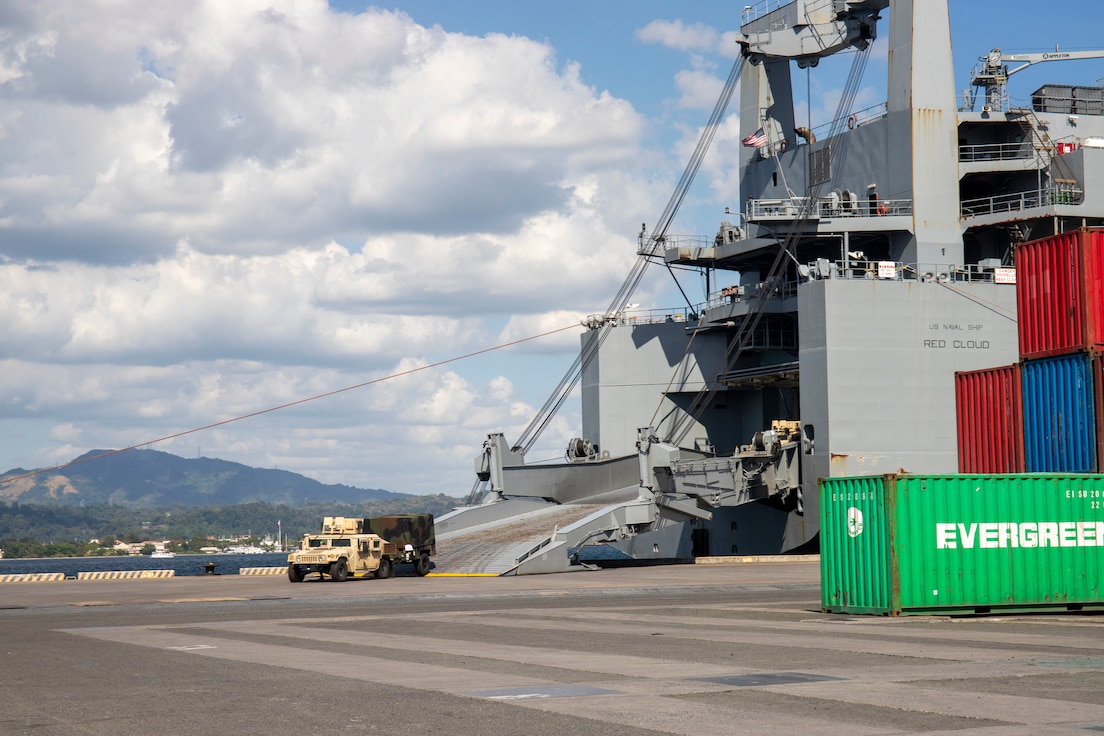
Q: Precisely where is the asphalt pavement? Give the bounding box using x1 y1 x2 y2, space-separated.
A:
2 561 1104 735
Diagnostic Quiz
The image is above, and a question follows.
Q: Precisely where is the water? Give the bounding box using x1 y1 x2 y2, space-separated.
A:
0 552 289 577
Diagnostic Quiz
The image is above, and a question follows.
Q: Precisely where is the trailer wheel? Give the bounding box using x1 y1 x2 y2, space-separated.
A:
415 552 431 577
287 564 304 583
330 558 349 582
375 556 393 579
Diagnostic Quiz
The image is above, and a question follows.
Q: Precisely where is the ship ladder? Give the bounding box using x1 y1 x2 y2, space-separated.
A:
1010 106 1082 206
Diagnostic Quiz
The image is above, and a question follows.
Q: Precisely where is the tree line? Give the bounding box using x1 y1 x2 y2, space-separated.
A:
0 495 460 558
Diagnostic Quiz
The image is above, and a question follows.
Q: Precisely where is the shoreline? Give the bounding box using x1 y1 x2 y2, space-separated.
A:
1 550 285 561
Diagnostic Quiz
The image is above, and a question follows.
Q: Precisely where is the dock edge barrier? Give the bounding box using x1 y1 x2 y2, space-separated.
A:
76 570 175 580
0 572 66 583
694 554 820 565
239 567 287 576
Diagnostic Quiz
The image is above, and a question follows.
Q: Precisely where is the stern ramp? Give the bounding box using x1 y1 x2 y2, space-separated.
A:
434 500 654 575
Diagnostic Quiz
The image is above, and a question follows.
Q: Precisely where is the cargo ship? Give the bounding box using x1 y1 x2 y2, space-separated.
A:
435 0 1104 574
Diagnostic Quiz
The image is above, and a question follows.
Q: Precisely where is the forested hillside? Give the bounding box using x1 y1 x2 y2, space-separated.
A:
1 448 407 507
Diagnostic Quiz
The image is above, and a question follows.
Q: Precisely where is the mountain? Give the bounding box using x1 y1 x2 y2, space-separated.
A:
0 448 407 507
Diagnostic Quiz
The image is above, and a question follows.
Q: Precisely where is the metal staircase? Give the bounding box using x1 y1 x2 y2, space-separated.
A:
1011 107 1083 204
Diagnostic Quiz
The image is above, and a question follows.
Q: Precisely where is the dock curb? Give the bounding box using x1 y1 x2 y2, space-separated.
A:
77 570 176 580
694 554 820 565
0 572 66 584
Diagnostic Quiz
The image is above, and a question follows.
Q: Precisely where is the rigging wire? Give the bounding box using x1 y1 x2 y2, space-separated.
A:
511 251 651 454
649 55 746 243
664 44 874 448
510 55 747 456
1 323 582 488
901 265 1018 321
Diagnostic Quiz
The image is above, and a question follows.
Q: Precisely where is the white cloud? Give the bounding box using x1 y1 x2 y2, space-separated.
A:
0 0 678 496
674 69 726 109
0 1 646 263
636 20 720 53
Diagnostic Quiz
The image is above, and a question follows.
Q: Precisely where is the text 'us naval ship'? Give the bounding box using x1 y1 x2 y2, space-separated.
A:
435 0 1104 574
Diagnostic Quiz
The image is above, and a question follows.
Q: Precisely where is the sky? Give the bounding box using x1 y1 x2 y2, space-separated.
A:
2 0 1104 498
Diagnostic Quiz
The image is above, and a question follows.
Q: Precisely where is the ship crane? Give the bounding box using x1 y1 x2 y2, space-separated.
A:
965 46 1104 112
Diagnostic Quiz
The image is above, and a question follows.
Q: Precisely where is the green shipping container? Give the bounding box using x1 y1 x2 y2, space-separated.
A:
821 474 1104 615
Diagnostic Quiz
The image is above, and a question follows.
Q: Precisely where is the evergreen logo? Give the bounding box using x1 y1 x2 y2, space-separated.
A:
936 521 1104 549
847 507 864 538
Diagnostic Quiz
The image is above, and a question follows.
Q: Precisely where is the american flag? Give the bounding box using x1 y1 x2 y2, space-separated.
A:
742 127 768 148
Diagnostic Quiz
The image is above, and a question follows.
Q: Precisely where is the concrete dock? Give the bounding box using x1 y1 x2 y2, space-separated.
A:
2 560 1103 735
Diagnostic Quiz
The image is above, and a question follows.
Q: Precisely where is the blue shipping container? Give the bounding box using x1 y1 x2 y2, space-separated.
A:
1022 353 1097 472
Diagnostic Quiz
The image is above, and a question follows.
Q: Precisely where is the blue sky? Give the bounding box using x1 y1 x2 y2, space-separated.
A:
1 0 1103 498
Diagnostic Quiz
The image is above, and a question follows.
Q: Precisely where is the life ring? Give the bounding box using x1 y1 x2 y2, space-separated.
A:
847 115 856 130
779 139 788 153
877 202 889 216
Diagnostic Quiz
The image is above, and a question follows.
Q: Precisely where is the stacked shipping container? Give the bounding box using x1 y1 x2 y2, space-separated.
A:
1022 353 1097 472
955 364 1024 473
956 228 1104 473
1016 228 1104 359
825 229 1104 616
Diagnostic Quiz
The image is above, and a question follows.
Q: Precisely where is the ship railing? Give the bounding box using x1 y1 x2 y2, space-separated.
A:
961 185 1083 218
801 258 1015 284
747 195 912 220
742 0 851 26
958 141 1035 162
809 102 888 141
707 278 800 310
700 259 1013 318
637 233 713 257
613 306 698 327
741 0 794 25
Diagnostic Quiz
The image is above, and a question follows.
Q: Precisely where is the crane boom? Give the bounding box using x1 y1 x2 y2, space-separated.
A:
967 46 1104 111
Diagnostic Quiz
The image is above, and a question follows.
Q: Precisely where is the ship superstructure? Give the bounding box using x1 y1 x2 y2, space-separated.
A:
434 0 1104 574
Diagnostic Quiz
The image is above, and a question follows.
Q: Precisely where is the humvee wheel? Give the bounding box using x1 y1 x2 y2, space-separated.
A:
330 558 349 582
375 556 393 579
287 564 304 583
414 552 431 577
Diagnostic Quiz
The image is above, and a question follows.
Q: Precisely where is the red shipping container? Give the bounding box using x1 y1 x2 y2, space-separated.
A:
1096 352 1104 473
954 364 1025 473
1015 227 1104 359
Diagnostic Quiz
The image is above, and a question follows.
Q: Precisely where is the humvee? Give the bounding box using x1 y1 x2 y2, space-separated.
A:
287 513 435 582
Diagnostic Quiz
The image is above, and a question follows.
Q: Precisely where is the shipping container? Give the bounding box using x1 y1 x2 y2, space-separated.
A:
1032 84 1074 114
1022 353 1097 472
1097 354 1104 474
955 365 1024 473
1015 228 1104 359
821 474 1104 616
1073 85 1104 116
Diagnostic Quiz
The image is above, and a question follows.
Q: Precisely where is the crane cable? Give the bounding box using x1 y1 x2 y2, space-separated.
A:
511 54 746 456
665 45 873 448
0 322 582 488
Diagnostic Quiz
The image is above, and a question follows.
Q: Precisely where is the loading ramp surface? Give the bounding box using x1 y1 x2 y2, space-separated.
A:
433 503 610 575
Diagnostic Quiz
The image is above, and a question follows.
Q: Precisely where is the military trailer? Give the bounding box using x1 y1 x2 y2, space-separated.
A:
363 513 436 573
287 513 435 582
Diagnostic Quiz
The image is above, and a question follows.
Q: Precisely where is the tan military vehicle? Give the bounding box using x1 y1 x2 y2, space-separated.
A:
287 513 435 582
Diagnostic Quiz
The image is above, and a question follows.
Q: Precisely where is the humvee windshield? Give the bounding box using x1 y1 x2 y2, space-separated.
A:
308 538 352 548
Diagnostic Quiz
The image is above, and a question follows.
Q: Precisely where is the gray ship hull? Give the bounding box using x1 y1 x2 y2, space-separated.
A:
443 0 1104 573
